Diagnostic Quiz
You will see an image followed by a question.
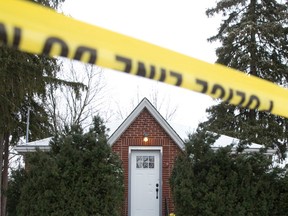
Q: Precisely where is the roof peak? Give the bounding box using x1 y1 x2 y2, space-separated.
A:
107 97 184 149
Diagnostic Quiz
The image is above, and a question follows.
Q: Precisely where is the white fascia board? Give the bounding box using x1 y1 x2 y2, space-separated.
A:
107 101 146 146
147 102 184 149
211 146 277 155
15 145 51 154
108 98 184 149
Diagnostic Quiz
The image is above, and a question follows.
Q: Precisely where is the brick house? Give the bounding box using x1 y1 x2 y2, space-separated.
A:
108 97 184 216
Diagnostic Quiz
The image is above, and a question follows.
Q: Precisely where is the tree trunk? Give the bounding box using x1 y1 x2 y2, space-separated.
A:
1 134 9 216
249 0 257 77
0 133 4 216
245 0 258 122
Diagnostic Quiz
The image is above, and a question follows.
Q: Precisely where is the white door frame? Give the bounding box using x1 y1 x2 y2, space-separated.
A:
128 146 162 216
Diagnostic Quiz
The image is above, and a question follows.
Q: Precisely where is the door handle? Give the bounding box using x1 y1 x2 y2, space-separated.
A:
156 188 159 199
156 183 159 199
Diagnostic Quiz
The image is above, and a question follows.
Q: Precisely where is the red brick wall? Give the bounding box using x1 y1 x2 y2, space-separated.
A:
111 108 182 216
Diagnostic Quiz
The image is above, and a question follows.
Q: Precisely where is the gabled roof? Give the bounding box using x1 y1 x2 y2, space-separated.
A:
14 137 52 153
107 98 185 149
211 134 277 155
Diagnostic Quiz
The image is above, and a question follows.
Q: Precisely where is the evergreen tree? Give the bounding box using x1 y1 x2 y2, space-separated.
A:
13 116 124 216
170 129 288 216
6 168 26 216
201 0 288 157
0 1 84 215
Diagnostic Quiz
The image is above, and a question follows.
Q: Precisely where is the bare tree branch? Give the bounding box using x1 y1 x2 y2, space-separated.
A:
113 82 178 121
45 60 111 131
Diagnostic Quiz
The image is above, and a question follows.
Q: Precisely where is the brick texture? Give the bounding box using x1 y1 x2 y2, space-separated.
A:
112 108 182 216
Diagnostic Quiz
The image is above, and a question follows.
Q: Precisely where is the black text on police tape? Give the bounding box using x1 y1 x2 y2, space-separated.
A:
116 55 182 86
196 79 274 112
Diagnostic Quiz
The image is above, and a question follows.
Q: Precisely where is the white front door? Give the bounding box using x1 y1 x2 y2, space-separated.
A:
130 150 161 216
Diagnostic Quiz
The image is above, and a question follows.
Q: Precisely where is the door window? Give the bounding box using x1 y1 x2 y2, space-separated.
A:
136 156 155 169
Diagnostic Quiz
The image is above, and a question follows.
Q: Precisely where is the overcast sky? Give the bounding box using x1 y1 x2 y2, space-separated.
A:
61 0 221 131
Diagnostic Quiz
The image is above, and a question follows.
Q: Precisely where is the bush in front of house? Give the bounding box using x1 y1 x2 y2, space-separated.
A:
9 116 124 216
170 129 288 216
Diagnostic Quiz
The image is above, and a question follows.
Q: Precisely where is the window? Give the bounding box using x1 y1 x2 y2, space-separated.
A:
136 156 154 169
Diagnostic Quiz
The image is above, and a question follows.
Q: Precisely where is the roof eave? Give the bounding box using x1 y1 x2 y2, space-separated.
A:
14 145 51 154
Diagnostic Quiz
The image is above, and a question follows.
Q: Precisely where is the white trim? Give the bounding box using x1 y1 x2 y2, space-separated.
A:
128 146 163 216
14 145 51 153
211 147 276 155
108 98 184 149
129 146 163 153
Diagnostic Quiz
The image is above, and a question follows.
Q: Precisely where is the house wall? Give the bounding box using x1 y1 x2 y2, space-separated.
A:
111 108 182 216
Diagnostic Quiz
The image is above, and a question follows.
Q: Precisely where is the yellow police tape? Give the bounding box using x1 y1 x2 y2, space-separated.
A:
1 0 288 117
